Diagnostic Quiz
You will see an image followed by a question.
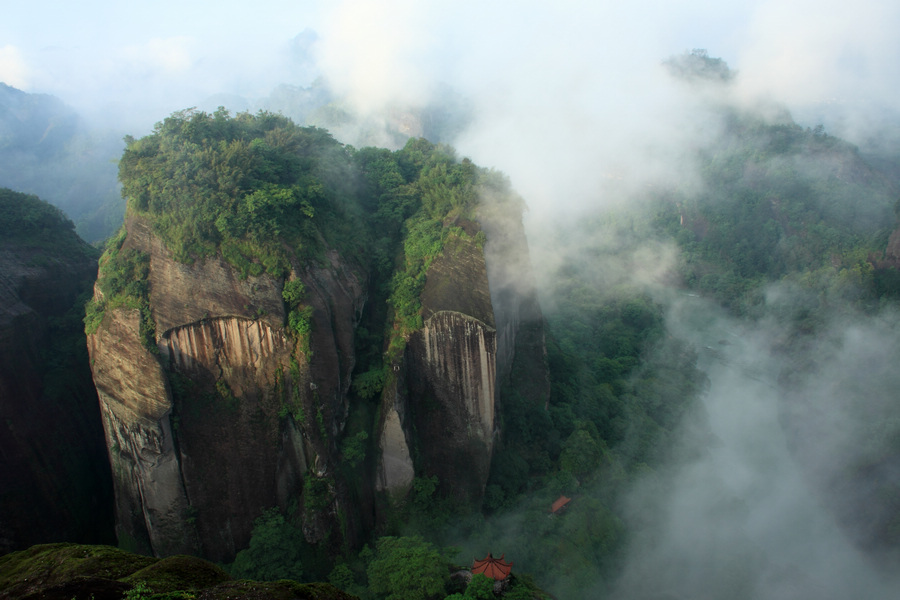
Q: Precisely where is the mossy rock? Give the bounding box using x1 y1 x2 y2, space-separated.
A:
121 555 232 592
196 580 359 599
0 543 154 599
0 544 358 600
9 577 131 600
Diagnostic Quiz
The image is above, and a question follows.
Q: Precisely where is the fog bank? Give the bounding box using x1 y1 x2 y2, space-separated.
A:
611 294 900 599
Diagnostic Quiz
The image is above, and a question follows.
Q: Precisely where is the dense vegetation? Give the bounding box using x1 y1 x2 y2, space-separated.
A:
118 107 363 275
653 51 899 319
0 187 96 255
658 114 897 317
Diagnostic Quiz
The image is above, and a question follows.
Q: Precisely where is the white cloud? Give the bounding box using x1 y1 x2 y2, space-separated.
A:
313 0 437 114
736 0 900 106
0 45 29 89
124 36 196 74
8 0 900 148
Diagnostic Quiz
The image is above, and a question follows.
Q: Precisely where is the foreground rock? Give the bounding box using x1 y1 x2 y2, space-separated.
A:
0 543 357 600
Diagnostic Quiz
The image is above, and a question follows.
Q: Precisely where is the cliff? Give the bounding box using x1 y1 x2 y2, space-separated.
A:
0 188 114 553
87 211 364 561
88 111 548 564
376 205 549 505
401 229 498 501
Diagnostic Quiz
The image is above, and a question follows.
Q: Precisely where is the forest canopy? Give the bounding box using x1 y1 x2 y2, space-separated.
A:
118 108 357 276
0 187 80 247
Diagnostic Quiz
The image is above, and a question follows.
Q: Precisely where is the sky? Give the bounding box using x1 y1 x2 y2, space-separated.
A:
5 0 900 219
5 1 900 130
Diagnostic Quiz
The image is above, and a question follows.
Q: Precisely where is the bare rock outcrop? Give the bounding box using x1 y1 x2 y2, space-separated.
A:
376 212 549 504
87 213 365 561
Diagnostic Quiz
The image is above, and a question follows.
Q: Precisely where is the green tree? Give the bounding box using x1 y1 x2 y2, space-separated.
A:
282 278 306 307
559 429 605 479
118 108 355 276
341 430 369 467
230 508 304 582
367 536 449 600
463 574 494 599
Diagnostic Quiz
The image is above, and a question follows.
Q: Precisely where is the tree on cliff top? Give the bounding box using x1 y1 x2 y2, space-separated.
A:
118 107 362 276
663 48 735 83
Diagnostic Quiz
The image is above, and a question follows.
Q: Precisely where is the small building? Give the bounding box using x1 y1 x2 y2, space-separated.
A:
472 553 513 581
550 495 572 514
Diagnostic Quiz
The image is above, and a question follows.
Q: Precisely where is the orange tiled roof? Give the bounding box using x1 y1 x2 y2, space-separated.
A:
551 495 572 513
472 553 512 581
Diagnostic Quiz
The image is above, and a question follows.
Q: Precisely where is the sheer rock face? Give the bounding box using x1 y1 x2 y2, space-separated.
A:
0 243 114 553
375 371 415 498
406 310 497 501
125 214 286 334
376 214 549 504
479 191 550 406
161 317 311 560
91 196 547 553
88 213 364 561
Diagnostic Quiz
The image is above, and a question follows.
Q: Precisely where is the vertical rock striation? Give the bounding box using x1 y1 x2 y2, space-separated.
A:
88 117 548 560
87 213 365 561
406 310 497 501
376 210 549 505
479 186 550 407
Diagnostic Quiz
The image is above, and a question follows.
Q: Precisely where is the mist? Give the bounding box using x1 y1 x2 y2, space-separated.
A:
518 203 900 598
608 292 900 599
6 2 900 147
6 1 900 225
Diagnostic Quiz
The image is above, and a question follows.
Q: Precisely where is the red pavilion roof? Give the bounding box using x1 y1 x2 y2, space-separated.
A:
472 553 513 581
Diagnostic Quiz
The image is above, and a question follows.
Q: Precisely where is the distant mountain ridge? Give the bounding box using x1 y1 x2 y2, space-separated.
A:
0 83 78 155
0 83 124 242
